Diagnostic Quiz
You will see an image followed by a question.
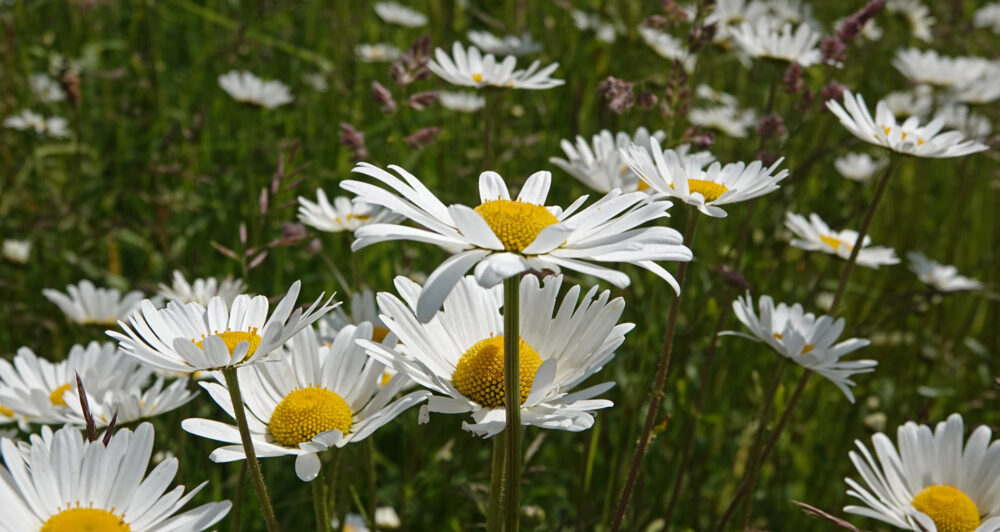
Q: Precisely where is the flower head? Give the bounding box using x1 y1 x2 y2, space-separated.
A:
730 20 822 66
437 90 486 112
907 252 983 292
886 0 935 42
29 73 65 102
218 71 293 109
785 212 899 268
158 270 245 307
299 188 401 233
975 3 1000 32
355 43 402 63
427 42 563 90
550 127 667 194
688 104 757 138
639 26 696 72
834 152 888 181
892 48 996 88
2 239 30 264
467 30 541 56
3 110 69 138
373 1 426 27
43 280 143 325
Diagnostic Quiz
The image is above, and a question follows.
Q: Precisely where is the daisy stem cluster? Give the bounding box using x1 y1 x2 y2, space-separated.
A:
503 274 522 532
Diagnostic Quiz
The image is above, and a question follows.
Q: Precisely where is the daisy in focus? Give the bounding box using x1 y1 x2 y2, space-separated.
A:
467 30 541 56
834 152 887 182
360 275 629 437
427 42 564 90
299 188 401 233
723 293 876 402
549 127 666 193
729 20 822 67
373 1 427 27
620 137 788 218
182 325 429 481
825 90 989 158
109 280 336 373
3 109 69 138
158 270 246 307
0 423 231 531
341 163 692 322
907 252 983 292
785 212 899 268
43 280 143 325
437 91 486 112
844 413 1000 532
218 70 293 109
355 43 403 63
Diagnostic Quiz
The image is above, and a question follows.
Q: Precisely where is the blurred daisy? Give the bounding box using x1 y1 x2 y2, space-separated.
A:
892 49 995 88
299 188 401 233
695 84 739 107
886 0 935 41
825 90 988 158
373 1 426 27
834 153 887 182
3 109 69 138
620 137 788 218
706 0 769 44
785 212 899 268
218 70 293 109
361 274 628 437
355 43 402 63
730 20 822 67
907 252 983 292
767 0 815 27
467 30 541 56
43 280 143 325
570 10 618 43
549 127 667 193
0 423 231 530
182 325 429 481
109 280 336 373
303 72 329 92
688 104 757 138
438 90 486 112
883 86 933 119
724 293 875 402
320 289 391 344
1 239 30 264
934 103 992 140
341 163 692 321
427 43 563 90
639 26 696 72
332 507 401 530
951 76 1000 105
845 413 1000 532
975 3 1000 32
29 73 64 102
158 270 245 307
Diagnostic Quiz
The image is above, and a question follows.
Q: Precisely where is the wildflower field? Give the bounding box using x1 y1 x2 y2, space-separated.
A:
2 1 999 531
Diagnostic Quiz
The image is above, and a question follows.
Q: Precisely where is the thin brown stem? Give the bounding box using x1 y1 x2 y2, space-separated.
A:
503 275 522 532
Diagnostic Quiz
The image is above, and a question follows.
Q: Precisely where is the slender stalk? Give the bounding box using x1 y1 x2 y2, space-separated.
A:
502 275 522 532
222 368 281 532
610 213 699 532
313 475 331 532
488 432 507 532
483 89 496 170
228 462 248 532
738 360 786 529
366 439 377 532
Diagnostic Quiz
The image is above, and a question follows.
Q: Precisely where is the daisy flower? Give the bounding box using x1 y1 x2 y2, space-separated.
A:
570 10 618 43
695 84 739 107
845 413 1000 532
427 42 564 90
892 49 996 88
218 71 293 109
0 423 231 530
549 127 667 194
825 90 989 158
834 153 888 182
158 270 245 307
467 30 541 56
638 26 696 72
886 0 935 42
907 252 983 292
341 163 692 322
108 280 337 374
303 72 329 92
437 90 486 112
723 293 876 402
373 1 427 27
320 289 391 344
355 43 402 63
1 239 30 264
729 20 822 67
883 86 933 119
934 103 993 140
975 3 1000 32
785 212 899 268
298 188 401 233
706 0 769 44
3 109 69 138
360 274 629 437
182 325 429 481
43 280 143 325
335 507 402 530
29 73 64 102
688 104 757 138
951 75 1000 105
620 137 788 218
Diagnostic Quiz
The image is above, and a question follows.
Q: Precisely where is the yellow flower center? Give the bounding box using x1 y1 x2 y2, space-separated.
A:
882 126 926 145
819 234 854 252
193 329 262 361
772 333 814 354
49 383 73 406
474 200 560 252
0 404 14 417
911 485 980 532
380 371 394 387
472 73 483 83
269 386 352 446
452 335 543 408
41 507 130 532
684 179 728 202
372 326 390 344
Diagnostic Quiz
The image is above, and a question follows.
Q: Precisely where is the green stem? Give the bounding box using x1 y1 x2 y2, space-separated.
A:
228 462 247 532
313 475 331 532
222 368 281 532
366 438 377 532
487 432 507 532
503 275 522 532
738 359 786 529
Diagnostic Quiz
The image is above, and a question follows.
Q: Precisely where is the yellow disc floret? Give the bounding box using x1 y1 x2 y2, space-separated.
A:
474 200 560 252
452 335 544 408
372 326 391 344
269 386 352 447
911 485 980 532
685 178 729 202
49 383 73 406
0 404 13 417
41 507 131 532
193 329 263 361
820 234 854 252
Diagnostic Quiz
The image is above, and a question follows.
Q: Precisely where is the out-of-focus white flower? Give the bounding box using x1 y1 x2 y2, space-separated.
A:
437 91 486 112
427 43 563 90
1 239 30 264
43 280 143 325
706 0 770 44
892 48 996 88
639 26 696 72
3 110 69 138
375 507 402 528
934 103 992 140
785 212 899 269
550 127 667 193
571 10 618 42
303 73 329 92
882 85 933 119
355 43 403 63
29 74 64 102
950 75 1000 104
766 0 816 27
886 0 935 41
695 84 740 107
907 252 983 292
975 3 1000 32
158 270 246 307
834 153 887 182
373 1 427 27
218 71 293 109
688 104 757 138
467 30 541 56
298 188 402 233
729 20 822 67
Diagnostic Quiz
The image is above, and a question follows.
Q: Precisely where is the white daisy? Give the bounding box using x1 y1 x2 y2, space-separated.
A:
182 324 429 481
427 42 564 90
845 413 1000 532
467 30 541 56
437 90 486 112
892 49 996 88
298 188 401 234
218 70 293 109
333 507 402 530
695 84 740 107
883 86 933 119
1 239 30 264
620 137 788 218
341 163 692 321
729 20 822 67
975 3 1000 32
0 423 231 531
570 10 618 43
43 280 143 325
158 270 245 307
907 252 983 292
638 26 696 73
29 73 64 102
886 0 936 42
320 289 391 344
834 153 888 182
549 127 667 194
688 104 757 138
785 212 900 269
373 1 427 27
950 75 1000 105
3 109 69 138
706 0 770 44
825 90 989 158
108 280 337 374
361 274 628 437
355 43 403 63
934 103 993 140
766 0 815 27
723 293 875 402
